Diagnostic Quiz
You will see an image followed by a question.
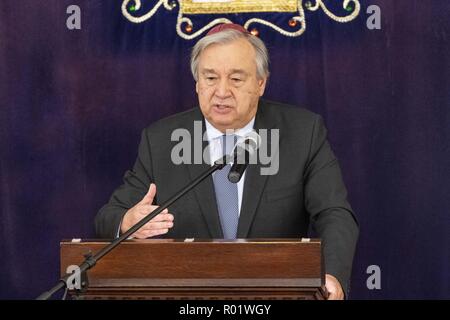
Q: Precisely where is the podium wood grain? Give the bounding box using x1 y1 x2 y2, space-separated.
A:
60 239 327 300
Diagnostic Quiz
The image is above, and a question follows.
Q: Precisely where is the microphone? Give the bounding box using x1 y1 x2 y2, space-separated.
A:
37 152 230 300
228 131 261 183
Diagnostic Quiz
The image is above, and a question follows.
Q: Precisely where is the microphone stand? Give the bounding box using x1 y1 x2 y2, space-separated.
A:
36 158 228 300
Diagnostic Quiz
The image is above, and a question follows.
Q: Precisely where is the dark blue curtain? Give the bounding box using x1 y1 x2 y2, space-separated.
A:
1 0 448 299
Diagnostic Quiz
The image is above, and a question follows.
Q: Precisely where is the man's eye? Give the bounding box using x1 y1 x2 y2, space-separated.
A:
206 77 217 81
232 78 242 82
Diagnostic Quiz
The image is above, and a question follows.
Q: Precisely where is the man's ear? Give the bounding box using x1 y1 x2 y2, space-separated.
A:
196 81 199 94
258 76 268 96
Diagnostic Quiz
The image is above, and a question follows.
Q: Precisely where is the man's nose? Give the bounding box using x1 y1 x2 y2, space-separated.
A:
214 79 232 98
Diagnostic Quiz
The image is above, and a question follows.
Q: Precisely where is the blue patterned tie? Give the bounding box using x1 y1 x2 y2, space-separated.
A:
213 134 239 239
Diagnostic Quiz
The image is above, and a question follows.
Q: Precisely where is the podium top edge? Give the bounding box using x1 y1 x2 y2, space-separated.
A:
61 238 321 245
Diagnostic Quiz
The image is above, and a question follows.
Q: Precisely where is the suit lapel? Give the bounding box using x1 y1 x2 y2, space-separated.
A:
185 102 277 239
185 112 223 238
237 101 275 238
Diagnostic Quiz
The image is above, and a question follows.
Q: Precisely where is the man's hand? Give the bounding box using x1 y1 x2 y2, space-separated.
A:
120 183 174 239
325 274 344 300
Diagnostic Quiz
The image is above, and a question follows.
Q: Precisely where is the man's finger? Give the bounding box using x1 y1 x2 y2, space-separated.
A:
138 206 168 216
132 231 149 239
140 183 156 204
325 274 344 300
137 209 173 222
326 290 338 300
149 212 174 222
134 228 169 239
142 221 174 231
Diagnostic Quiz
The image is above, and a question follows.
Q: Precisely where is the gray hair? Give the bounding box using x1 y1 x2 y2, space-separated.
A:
190 29 270 81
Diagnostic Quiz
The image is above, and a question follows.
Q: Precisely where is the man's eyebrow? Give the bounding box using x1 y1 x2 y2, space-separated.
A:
229 69 248 76
200 68 248 77
200 68 217 74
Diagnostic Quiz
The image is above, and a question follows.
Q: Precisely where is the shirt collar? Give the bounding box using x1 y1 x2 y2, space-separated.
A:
204 117 256 142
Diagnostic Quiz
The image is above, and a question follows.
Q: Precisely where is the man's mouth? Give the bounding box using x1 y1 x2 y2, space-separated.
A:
216 104 229 108
212 104 233 113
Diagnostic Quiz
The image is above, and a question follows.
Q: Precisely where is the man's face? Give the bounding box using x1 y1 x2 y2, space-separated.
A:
196 37 267 132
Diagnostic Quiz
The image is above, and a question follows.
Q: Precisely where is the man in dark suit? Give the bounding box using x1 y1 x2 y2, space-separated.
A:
95 24 358 299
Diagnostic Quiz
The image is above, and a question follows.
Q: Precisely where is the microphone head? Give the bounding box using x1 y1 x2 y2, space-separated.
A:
226 131 261 183
228 169 243 183
234 131 261 156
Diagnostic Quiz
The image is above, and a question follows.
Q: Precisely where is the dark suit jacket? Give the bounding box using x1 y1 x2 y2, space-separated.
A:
95 99 359 294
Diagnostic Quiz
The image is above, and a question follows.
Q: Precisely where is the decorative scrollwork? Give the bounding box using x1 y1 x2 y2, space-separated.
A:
305 0 360 23
121 0 361 40
121 0 175 24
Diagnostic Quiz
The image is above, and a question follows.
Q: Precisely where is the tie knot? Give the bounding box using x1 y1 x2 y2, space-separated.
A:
221 134 237 157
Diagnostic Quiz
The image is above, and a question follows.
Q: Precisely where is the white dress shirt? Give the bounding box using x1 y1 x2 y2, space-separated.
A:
204 117 256 216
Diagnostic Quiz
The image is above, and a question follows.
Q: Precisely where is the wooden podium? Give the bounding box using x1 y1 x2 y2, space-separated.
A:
60 239 327 300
